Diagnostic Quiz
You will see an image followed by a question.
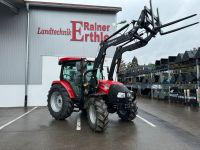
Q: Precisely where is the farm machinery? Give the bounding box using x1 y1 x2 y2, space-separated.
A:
47 0 198 132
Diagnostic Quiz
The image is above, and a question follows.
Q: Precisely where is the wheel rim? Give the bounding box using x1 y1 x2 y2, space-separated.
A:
89 104 96 125
50 91 63 112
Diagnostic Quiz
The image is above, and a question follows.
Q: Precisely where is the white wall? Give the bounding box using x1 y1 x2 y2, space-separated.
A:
0 56 115 107
0 85 25 107
0 56 59 107
27 56 60 106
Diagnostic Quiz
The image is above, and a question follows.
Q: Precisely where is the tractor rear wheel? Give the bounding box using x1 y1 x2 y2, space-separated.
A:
87 98 109 132
47 84 74 120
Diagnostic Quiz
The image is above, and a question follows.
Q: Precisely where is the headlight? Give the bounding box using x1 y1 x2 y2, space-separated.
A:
117 92 125 98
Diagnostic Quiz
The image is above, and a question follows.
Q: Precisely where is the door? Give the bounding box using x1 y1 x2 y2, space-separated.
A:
61 61 82 98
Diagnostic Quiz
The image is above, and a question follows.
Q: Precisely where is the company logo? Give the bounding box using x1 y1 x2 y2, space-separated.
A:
37 20 110 42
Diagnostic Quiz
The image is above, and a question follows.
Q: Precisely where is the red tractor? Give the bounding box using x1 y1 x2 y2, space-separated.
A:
48 57 137 131
47 1 198 132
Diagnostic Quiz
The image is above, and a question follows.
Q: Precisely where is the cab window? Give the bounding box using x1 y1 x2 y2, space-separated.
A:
62 61 81 82
86 61 103 80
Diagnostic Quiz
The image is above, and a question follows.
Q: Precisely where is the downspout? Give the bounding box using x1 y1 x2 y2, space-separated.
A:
25 3 30 107
196 59 200 105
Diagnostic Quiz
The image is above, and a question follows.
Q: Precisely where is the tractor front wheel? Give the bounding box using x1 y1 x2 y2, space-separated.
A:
87 98 109 132
117 103 137 121
47 84 74 120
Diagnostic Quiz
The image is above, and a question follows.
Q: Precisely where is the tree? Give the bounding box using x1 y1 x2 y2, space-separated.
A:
126 62 132 69
118 60 126 72
147 63 155 70
132 56 138 67
126 56 139 69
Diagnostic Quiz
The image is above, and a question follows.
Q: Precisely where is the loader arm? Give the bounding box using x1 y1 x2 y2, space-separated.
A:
108 36 152 80
93 10 146 73
90 0 198 88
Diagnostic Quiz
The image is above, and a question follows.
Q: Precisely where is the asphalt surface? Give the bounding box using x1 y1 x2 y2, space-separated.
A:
0 98 199 150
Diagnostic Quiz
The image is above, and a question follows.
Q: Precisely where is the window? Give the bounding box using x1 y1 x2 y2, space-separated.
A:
62 61 81 82
86 61 103 80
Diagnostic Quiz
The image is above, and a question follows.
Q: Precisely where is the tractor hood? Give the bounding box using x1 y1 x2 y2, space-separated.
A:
97 80 123 95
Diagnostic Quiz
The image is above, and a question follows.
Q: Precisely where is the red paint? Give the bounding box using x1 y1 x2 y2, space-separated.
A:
37 20 111 43
37 27 71 35
59 57 82 64
97 80 122 95
52 79 122 98
52 80 76 99
70 20 110 42
70 21 84 41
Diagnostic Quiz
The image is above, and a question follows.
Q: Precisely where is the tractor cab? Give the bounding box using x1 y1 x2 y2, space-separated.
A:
58 57 104 98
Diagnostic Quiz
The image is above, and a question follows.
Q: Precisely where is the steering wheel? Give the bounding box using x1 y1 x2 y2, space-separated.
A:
85 72 92 82
63 74 73 81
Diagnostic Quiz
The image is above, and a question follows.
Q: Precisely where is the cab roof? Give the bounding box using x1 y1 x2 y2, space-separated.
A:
59 57 83 65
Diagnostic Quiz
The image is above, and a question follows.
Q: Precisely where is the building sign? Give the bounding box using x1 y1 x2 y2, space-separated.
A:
30 10 116 58
37 20 110 42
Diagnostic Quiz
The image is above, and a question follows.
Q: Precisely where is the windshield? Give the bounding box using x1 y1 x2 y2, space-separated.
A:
86 61 103 80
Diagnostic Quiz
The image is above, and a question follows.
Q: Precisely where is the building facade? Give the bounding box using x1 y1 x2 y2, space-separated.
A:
0 0 121 107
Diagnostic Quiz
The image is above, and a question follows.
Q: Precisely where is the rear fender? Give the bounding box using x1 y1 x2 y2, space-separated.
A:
52 80 76 99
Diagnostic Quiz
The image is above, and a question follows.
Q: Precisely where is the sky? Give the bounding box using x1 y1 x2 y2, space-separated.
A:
27 0 200 65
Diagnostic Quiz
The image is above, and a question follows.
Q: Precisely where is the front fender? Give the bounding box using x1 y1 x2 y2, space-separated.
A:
52 80 76 99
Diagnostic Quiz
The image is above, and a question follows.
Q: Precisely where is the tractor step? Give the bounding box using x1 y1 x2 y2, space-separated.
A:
73 108 80 112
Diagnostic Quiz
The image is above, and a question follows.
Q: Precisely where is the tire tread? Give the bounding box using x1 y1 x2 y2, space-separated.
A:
47 84 73 120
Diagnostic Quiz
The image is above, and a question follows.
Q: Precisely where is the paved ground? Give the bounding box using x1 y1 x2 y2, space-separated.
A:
0 98 199 150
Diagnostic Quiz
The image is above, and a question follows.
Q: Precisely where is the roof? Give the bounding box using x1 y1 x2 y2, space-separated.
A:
160 58 168 65
25 1 122 13
155 60 161 66
182 50 197 61
175 53 184 63
168 56 176 63
59 57 82 65
0 0 24 13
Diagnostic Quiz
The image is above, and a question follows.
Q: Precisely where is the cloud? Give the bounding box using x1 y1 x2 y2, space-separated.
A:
120 0 200 64
27 0 200 64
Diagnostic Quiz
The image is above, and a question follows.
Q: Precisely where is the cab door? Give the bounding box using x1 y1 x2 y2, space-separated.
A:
61 61 82 98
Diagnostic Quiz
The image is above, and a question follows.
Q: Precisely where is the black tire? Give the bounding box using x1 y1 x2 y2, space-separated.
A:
80 108 87 116
87 98 109 132
117 104 137 121
47 84 74 120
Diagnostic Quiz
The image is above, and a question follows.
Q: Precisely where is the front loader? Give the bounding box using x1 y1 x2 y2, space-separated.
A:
47 0 198 132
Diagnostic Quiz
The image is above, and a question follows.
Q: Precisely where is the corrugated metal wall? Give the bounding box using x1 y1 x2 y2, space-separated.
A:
0 7 116 85
28 8 116 84
0 9 27 84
